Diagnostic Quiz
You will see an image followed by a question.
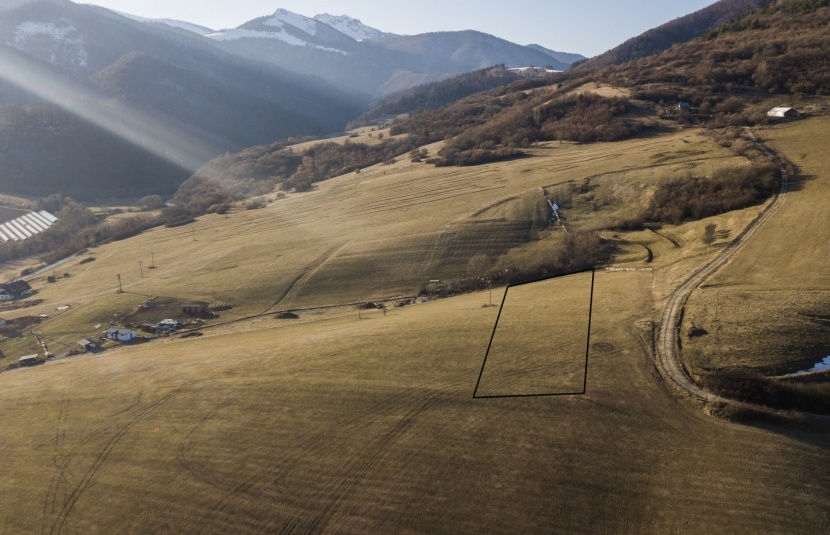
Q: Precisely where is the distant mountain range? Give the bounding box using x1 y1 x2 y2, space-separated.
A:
139 8 585 96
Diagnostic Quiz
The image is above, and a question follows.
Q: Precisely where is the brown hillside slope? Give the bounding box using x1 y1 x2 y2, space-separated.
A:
0 274 827 533
576 0 773 71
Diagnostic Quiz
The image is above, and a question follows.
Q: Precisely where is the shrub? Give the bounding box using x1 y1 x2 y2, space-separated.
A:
137 195 165 210
646 163 780 224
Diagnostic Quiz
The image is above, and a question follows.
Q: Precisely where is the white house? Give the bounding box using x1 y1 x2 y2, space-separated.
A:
104 327 137 342
0 280 32 301
767 107 800 119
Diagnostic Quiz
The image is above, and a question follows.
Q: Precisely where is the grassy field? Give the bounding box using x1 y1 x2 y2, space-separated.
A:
0 129 749 360
682 116 830 376
476 271 594 397
0 273 828 534
0 124 827 533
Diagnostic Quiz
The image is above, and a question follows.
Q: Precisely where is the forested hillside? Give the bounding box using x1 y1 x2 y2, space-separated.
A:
173 0 829 218
0 0 362 199
0 104 189 198
575 0 774 70
590 0 830 101
352 66 522 126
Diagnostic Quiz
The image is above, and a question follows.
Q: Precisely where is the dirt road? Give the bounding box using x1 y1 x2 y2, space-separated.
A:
655 128 789 405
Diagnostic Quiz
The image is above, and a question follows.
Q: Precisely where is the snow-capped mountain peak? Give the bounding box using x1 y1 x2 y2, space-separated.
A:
313 13 392 41
268 8 319 36
206 8 348 55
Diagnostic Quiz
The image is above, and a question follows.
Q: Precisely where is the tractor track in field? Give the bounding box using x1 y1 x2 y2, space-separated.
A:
296 394 444 534
264 244 346 314
176 397 239 490
193 384 445 535
655 128 828 422
42 374 229 535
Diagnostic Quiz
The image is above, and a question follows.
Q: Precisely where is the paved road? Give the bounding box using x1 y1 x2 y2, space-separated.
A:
655 128 789 404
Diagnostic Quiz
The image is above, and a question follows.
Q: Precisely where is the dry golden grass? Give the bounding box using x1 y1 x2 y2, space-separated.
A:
476 271 593 396
0 125 827 533
683 116 830 375
0 129 743 362
565 82 632 99
0 273 827 534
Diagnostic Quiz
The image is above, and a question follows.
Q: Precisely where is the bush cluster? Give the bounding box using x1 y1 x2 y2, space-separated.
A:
646 163 780 224
424 231 613 297
701 369 830 414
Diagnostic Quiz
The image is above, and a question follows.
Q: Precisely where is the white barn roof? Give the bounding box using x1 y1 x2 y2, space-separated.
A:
768 107 798 117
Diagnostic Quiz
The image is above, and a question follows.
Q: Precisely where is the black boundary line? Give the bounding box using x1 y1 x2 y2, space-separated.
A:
506 267 596 289
473 268 596 400
582 269 596 395
472 285 509 398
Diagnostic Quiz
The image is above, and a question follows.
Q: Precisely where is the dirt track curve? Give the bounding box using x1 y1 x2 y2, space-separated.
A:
655 128 789 405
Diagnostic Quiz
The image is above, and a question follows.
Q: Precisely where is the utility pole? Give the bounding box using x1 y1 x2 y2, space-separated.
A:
489 280 492 306
192 230 196 242
139 261 143 278
117 274 123 293
150 251 155 269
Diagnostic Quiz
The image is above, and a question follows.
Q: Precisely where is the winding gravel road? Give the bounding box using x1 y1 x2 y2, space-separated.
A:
655 128 789 404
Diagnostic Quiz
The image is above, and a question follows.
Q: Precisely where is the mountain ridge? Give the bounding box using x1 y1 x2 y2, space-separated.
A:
574 0 775 70
0 0 363 199
203 8 580 96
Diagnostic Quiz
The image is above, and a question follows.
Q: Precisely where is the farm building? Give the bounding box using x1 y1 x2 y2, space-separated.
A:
0 280 32 301
78 338 100 352
181 303 205 315
767 107 800 119
0 210 58 243
104 327 137 342
18 354 41 366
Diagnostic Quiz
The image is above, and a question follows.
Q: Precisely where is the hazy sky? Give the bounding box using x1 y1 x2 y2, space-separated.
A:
81 1 717 57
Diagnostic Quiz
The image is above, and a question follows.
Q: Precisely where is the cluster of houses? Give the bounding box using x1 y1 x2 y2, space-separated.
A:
76 304 209 352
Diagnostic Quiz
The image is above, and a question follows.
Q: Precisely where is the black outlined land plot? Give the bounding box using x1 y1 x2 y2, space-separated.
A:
474 269 595 398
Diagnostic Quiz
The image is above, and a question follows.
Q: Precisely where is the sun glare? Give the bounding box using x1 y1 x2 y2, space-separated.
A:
0 47 212 174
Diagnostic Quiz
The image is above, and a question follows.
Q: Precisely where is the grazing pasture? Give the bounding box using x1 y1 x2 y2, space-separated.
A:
0 123 827 533
683 117 830 375
0 275 828 534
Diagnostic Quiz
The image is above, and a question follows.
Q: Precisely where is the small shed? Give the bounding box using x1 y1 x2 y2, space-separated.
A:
181 303 205 315
78 338 100 352
19 354 41 366
767 107 800 119
104 327 137 342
